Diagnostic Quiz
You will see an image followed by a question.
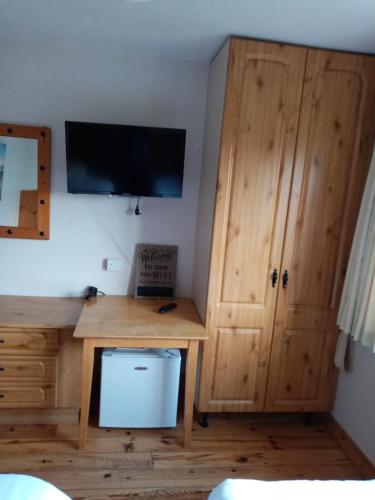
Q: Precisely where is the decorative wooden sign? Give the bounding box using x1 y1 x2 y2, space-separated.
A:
134 244 177 299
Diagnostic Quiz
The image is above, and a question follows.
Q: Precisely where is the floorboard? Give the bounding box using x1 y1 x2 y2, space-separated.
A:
1 414 367 499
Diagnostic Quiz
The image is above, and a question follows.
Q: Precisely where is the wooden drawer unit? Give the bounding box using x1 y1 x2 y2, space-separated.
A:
0 383 56 408
0 355 57 381
0 327 59 409
0 297 83 421
0 328 59 354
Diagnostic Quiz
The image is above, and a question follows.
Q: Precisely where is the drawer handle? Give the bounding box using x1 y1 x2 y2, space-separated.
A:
0 339 4 343
0 367 4 371
0 394 4 398
134 367 148 371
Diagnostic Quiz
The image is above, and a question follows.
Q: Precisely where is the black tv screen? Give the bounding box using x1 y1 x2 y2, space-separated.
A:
65 121 186 197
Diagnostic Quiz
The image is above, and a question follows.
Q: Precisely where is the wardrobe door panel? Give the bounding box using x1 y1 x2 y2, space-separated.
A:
269 330 330 402
198 39 306 412
266 49 375 411
210 328 262 410
211 40 306 326
221 59 291 306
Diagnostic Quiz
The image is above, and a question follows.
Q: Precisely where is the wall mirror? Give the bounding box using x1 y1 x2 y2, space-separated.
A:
0 123 50 240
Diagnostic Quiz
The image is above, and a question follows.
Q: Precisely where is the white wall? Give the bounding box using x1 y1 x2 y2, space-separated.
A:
333 343 375 464
0 43 208 297
192 41 228 323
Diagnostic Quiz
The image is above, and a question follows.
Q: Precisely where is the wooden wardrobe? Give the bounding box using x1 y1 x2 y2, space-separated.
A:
192 37 375 413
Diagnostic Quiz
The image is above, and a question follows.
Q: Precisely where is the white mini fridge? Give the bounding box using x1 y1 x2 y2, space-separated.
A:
99 348 181 428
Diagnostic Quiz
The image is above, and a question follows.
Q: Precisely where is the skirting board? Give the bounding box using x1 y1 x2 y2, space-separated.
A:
0 408 79 425
324 413 375 479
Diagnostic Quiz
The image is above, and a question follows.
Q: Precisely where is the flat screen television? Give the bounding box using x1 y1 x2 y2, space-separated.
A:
65 121 186 197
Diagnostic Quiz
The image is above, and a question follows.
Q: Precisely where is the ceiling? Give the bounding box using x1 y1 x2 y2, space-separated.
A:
1 0 375 62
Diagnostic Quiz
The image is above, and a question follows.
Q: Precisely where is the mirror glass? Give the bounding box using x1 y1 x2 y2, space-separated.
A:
0 136 38 228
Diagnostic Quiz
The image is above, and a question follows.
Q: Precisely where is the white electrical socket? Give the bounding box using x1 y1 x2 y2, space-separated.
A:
106 258 121 272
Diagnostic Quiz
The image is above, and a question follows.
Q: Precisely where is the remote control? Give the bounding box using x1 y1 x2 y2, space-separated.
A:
158 302 177 314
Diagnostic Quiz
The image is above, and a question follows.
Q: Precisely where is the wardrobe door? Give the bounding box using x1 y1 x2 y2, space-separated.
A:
197 39 306 412
266 49 375 411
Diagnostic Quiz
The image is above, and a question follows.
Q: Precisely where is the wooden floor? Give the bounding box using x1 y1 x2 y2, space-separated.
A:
0 414 369 499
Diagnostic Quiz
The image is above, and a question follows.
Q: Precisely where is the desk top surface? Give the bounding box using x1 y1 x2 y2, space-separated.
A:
73 296 208 340
0 295 83 329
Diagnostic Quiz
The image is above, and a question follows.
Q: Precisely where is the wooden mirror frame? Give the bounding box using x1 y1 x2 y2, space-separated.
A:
0 123 51 240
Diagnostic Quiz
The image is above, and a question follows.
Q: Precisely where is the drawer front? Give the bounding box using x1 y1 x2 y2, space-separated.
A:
0 356 57 381
0 384 56 408
0 329 59 354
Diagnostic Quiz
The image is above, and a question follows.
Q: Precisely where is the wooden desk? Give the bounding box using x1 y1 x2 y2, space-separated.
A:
73 296 207 450
0 295 83 329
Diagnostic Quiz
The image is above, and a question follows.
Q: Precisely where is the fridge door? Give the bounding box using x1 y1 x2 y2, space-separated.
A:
99 348 181 428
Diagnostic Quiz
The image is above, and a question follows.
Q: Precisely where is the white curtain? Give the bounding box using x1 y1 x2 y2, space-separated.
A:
335 147 375 370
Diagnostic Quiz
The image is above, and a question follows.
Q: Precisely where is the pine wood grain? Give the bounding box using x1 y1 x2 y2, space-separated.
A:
0 329 59 354
0 452 152 472
266 49 375 411
152 448 350 469
0 418 338 453
0 296 83 329
27 463 361 490
0 297 83 415
57 332 82 408
184 340 199 447
75 297 206 450
0 408 79 425
79 339 95 450
1 415 368 499
0 355 57 380
197 37 375 415
324 414 375 479
74 297 206 340
18 190 38 229
0 382 56 408
197 38 307 412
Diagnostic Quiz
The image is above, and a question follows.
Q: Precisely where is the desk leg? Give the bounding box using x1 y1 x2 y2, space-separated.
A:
78 338 95 450
184 339 199 448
